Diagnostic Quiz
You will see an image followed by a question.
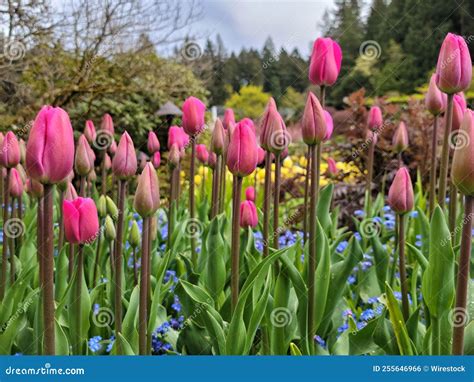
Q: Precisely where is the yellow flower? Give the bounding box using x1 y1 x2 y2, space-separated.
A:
281 167 290 178
180 171 185 178
299 155 307 167
194 174 202 186
283 157 293 169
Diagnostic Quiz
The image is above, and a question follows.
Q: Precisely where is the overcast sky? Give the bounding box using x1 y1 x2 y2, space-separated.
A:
189 0 335 56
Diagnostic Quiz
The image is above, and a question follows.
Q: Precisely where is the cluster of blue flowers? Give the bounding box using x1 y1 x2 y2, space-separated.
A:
254 230 304 253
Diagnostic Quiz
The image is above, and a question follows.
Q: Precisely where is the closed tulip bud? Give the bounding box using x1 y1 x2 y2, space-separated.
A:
104 153 112 170
223 108 235 130
308 37 342 86
105 196 118 219
452 110 474 195
240 200 258 228
245 186 255 202
16 164 26 183
168 144 181 168
151 151 161 168
367 106 383 131
366 129 378 146
435 33 472 94
26 106 75 184
147 131 160 154
452 93 467 131
9 168 23 198
97 195 107 218
129 221 141 247
104 215 116 241
257 146 265 165
63 197 99 244
168 126 187 150
425 74 446 115
211 119 225 155
208 152 217 169
323 110 334 141
182 96 206 136
84 120 97 143
88 169 97 182
138 151 148 172
108 140 117 155
388 167 414 214
0 133 4 155
26 178 43 198
196 144 209 164
75 135 94 176
326 157 338 178
1 131 21 169
101 113 114 135
64 182 78 201
19 139 26 163
112 132 137 179
134 162 160 217
392 121 409 153
302 92 327 145
227 118 258 177
261 98 289 154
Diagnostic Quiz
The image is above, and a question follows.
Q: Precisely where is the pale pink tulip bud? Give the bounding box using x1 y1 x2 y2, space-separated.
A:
211 119 225 155
326 157 338 178
452 110 474 195
64 182 78 201
388 167 414 214
0 131 21 169
25 178 43 198
425 74 446 115
104 153 112 170
452 93 468 131
182 97 206 136
147 131 160 154
308 37 342 86
9 168 23 198
323 110 334 141
134 162 160 217
302 92 327 145
19 139 26 164
168 143 180 168
84 120 97 143
196 144 209 165
223 108 235 130
392 121 409 153
108 140 117 155
260 98 289 154
112 132 137 179
101 113 114 135
75 135 95 176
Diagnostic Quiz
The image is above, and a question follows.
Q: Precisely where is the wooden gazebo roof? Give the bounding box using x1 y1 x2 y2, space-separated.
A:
156 101 182 117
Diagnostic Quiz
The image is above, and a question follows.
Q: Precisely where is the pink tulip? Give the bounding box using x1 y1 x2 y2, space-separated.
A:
366 129 378 146
75 135 95 176
452 110 474 195
0 131 20 169
223 108 236 131
436 33 472 94
245 186 255 202
64 182 78 201
326 157 338 178
388 167 414 214
134 162 160 217
104 153 112 170
0 133 4 154
63 197 99 244
323 110 334 141
108 140 117 155
227 118 258 177
26 106 75 184
168 144 180 168
240 200 258 228
112 132 137 179
151 151 161 168
101 113 115 135
211 119 225 155
147 131 160 154
168 126 188 150
425 74 446 115
196 144 209 164
302 92 327 145
308 37 342 86
182 97 206 136
452 93 468 131
392 121 409 153
367 106 383 131
260 98 288 153
208 152 217 169
84 120 97 143
9 168 23 198
25 178 43 198
257 146 265 165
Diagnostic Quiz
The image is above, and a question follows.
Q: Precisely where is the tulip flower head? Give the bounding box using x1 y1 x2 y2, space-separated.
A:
112 132 137 179
134 162 160 217
168 126 188 150
223 108 236 131
211 119 225 155
196 144 209 165
151 151 161 169
63 197 100 244
75 135 95 176
100 113 115 135
227 118 258 177
425 74 446 115
0 131 20 169
326 157 338 178
240 200 258 228
84 120 97 143
245 186 255 202
323 110 334 141
302 92 327 145
168 144 180 168
147 131 160 154
388 167 414 214
260 98 289 154
309 37 342 86
452 110 474 196
392 121 409 153
435 33 472 94
257 146 265 165
25 178 44 198
367 106 383 131
182 97 206 136
26 106 75 184
108 140 117 155
452 93 468 131
9 168 23 198
208 152 217 169
104 153 112 170
64 182 78 201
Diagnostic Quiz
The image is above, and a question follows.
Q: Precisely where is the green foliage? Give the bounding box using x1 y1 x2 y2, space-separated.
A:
225 85 270 120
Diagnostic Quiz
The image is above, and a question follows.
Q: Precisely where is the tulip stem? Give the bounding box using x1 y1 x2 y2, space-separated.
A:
68 244 75 281
438 93 454 208
452 194 473 355
58 190 65 251
92 218 103 288
219 152 227 213
449 181 458 235
101 154 107 195
273 153 281 249
231 175 243 312
132 247 138 286
9 197 16 285
168 166 178 250
303 146 311 244
74 244 84 354
211 155 221 218
398 213 409 321
79 176 87 197
0 168 10 300
190 139 197 268
114 179 127 355
366 137 375 213
263 152 272 258
139 217 150 355
429 116 439 215
37 197 44 289
42 184 55 355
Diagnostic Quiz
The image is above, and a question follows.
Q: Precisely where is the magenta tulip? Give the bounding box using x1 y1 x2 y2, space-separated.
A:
84 120 97 143
302 92 327 145
240 200 258 228
196 144 209 164
223 108 235 131
8 168 23 198
211 119 225 155
436 33 472 94
147 131 160 154
308 37 342 86
367 106 383 131
425 74 446 115
227 118 258 177
326 157 338 178
26 106 75 184
323 110 334 141
0 131 21 169
63 197 99 244
182 97 206 136
393 121 409 153
245 186 255 202
388 167 414 214
112 132 137 179
134 162 160 218
168 126 188 150
257 146 265 165
151 151 161 169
